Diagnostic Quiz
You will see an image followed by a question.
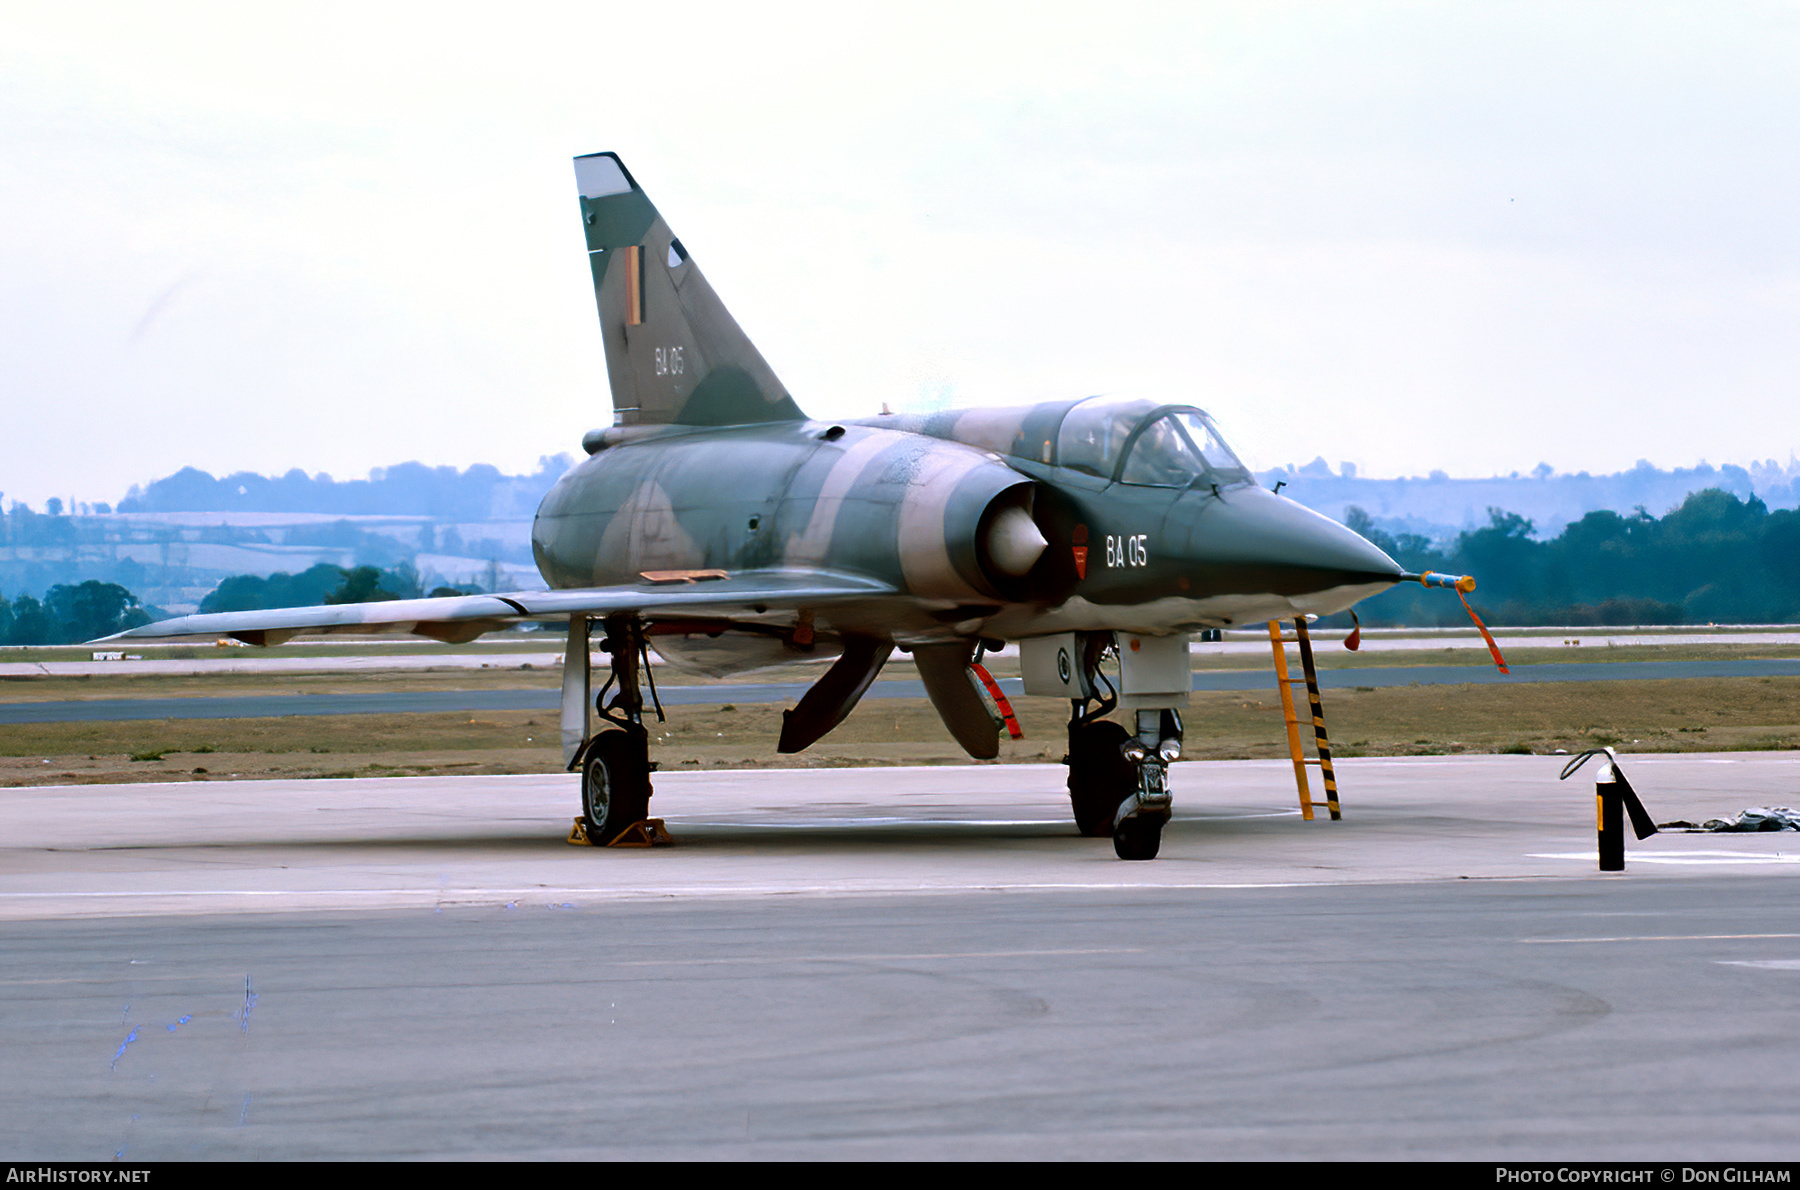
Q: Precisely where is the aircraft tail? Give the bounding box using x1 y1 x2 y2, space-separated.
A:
574 152 805 427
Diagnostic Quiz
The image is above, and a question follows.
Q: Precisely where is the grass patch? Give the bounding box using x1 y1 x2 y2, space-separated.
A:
6 672 1800 785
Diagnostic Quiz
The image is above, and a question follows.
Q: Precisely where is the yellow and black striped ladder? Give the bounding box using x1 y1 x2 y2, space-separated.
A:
1266 617 1342 821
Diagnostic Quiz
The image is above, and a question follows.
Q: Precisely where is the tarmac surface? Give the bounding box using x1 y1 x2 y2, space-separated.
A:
7 657 1800 723
4 754 1800 1160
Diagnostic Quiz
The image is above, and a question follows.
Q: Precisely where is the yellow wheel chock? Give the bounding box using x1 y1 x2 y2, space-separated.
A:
568 817 674 847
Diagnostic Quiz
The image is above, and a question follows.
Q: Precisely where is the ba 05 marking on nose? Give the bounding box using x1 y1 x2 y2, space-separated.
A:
1106 534 1149 567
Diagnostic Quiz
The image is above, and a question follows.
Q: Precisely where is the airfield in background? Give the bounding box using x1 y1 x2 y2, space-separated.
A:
3 624 1799 787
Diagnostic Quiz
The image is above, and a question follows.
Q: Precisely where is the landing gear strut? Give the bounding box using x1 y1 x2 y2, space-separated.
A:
565 614 659 845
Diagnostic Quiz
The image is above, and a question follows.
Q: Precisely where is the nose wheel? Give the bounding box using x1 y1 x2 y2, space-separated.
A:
1111 754 1172 860
1113 812 1165 860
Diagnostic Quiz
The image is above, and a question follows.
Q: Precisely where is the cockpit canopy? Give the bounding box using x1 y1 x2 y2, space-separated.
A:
1055 397 1253 488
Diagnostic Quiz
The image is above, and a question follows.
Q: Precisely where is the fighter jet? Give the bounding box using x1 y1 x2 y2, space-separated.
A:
110 151 1406 859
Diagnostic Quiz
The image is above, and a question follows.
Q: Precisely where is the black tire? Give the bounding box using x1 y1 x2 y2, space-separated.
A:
1112 815 1163 861
582 729 651 844
1068 719 1136 837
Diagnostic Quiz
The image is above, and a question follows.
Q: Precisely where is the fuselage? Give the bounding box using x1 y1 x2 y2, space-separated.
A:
532 396 1402 647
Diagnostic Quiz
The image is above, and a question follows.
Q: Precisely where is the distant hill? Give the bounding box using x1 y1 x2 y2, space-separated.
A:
1260 456 1800 542
107 452 1800 546
1 459 571 614
117 456 575 521
8 452 1800 617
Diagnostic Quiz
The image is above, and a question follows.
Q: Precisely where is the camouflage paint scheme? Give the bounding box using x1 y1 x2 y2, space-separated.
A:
112 151 1402 750
534 151 1399 675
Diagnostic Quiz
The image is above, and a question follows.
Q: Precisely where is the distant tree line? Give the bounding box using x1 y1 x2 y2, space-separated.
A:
1348 488 1800 626
0 566 495 646
2 500 110 549
198 563 479 614
0 581 152 645
11 489 1796 639
198 488 1800 631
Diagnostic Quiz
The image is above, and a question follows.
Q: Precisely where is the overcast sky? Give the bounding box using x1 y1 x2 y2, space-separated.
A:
4 2 1797 509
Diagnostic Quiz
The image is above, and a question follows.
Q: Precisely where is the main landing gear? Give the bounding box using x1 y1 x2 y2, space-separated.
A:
564 614 659 845
581 725 651 843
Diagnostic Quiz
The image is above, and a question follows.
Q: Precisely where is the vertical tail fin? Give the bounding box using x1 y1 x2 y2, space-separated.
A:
574 152 805 427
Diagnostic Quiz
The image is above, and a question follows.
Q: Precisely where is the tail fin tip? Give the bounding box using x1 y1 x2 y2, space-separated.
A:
571 150 804 428
574 152 633 199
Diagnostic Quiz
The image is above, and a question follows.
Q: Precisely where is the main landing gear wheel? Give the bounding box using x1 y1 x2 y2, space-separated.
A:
582 729 651 844
1068 719 1136 837
1112 813 1165 861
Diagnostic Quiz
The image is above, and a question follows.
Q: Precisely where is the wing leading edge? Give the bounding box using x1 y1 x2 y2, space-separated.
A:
98 571 899 647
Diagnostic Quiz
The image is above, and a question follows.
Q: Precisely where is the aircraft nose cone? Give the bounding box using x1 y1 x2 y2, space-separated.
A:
1273 500 1402 581
1175 484 1403 596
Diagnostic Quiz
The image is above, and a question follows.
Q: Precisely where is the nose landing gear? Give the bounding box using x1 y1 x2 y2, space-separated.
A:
1067 709 1179 860
1058 634 1186 860
1105 708 1181 860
